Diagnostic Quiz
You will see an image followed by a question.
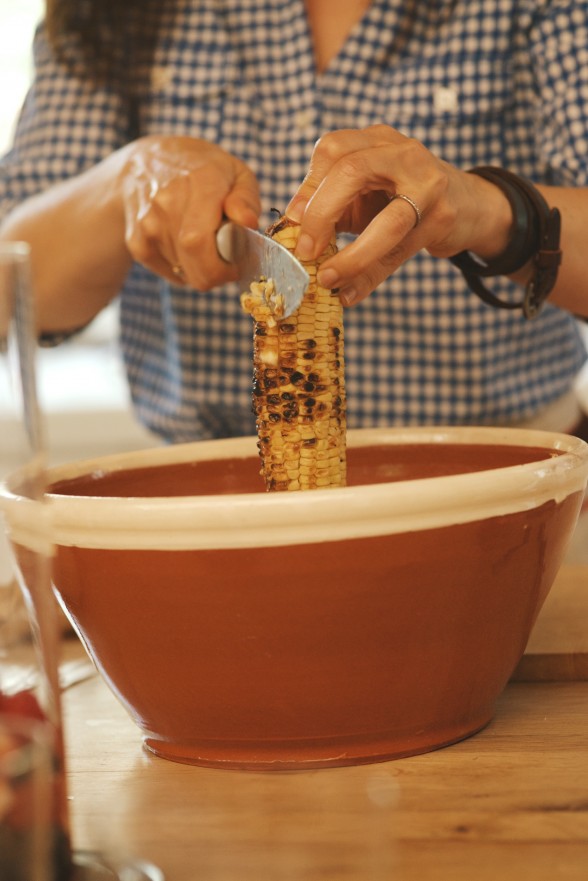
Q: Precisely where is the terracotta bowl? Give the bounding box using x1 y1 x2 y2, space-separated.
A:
3 426 587 770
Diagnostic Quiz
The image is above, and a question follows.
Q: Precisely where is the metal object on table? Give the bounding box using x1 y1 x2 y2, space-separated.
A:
0 242 164 881
72 852 165 881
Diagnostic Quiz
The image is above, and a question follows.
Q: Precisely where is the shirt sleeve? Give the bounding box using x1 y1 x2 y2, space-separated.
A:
527 0 588 185
0 22 132 226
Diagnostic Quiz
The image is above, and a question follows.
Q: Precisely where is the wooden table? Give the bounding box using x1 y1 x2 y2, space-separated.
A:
61 564 588 881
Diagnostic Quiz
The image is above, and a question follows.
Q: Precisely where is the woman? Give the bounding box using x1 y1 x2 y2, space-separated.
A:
1 0 587 442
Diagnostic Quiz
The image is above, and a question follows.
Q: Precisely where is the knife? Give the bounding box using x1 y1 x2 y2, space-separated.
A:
216 221 309 319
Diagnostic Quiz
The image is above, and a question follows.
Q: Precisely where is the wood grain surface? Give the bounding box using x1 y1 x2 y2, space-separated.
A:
62 675 588 881
61 565 588 881
514 564 588 681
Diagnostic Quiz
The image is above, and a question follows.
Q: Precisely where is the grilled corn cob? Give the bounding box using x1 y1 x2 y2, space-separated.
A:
241 216 347 491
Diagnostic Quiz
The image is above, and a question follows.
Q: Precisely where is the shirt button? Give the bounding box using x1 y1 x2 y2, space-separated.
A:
433 86 458 114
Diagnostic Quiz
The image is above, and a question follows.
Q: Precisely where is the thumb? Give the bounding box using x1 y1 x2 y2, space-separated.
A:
224 165 262 228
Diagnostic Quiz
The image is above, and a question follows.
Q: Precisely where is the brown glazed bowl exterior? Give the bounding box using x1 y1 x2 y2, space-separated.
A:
4 427 587 770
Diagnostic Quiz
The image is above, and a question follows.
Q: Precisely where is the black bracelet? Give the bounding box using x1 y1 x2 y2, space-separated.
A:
449 167 562 319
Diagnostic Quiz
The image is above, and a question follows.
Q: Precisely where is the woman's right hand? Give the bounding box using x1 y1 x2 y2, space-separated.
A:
0 135 262 333
120 135 261 289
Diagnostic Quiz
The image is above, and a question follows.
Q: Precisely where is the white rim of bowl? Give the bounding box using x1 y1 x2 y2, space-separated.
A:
3 426 588 550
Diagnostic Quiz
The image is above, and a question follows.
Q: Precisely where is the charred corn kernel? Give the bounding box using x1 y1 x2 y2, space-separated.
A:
241 216 347 491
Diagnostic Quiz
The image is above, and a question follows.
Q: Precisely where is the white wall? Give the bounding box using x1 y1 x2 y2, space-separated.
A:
0 0 42 154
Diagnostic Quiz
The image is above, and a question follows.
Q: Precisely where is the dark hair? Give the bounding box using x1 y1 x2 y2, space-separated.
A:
45 0 164 84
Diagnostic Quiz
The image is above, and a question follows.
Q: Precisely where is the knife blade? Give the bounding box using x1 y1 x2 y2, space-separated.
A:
216 221 309 319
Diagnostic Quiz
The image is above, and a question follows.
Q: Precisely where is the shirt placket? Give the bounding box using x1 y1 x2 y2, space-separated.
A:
224 0 322 214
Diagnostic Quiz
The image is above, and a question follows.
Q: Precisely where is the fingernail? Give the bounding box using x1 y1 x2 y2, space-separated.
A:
286 199 306 223
339 287 358 307
318 268 339 289
295 233 314 261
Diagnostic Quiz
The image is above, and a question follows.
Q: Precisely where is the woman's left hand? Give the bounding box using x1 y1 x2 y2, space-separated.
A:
285 125 512 306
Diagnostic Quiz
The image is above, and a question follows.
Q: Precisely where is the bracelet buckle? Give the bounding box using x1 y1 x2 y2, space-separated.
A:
450 168 562 319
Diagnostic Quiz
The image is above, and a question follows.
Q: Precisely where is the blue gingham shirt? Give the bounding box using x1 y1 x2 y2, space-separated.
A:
1 0 587 442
